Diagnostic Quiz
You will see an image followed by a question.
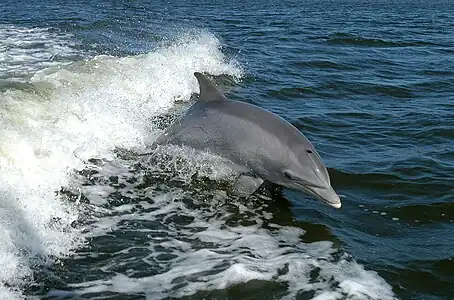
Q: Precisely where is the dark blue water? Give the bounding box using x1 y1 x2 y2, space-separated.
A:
0 1 453 299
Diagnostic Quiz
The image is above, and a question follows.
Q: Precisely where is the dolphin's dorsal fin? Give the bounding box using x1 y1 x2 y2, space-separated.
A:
194 72 227 102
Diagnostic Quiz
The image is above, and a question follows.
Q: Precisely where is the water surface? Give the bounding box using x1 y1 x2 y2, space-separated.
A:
0 1 453 299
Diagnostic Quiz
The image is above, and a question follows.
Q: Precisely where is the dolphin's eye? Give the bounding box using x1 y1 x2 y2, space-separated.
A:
306 149 313 154
284 172 293 180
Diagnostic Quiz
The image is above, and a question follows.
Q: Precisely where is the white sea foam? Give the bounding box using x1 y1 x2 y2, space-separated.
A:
55 152 397 300
66 185 397 300
0 27 241 299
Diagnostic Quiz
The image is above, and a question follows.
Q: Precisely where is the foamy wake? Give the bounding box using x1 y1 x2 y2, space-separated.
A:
0 26 241 299
53 152 397 300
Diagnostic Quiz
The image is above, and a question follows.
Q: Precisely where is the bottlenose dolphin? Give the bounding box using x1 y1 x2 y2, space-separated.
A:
151 72 341 208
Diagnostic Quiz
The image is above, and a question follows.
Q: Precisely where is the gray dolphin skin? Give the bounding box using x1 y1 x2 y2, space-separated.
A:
153 72 341 208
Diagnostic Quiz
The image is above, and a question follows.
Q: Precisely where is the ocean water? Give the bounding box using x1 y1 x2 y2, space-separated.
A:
0 0 453 299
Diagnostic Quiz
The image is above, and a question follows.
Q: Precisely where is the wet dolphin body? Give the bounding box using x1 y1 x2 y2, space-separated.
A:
152 72 341 208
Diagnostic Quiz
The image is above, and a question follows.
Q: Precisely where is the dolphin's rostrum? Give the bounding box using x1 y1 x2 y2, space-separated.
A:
152 72 341 208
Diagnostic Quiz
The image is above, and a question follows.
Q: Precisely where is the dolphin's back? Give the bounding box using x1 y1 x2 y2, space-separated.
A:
156 99 310 176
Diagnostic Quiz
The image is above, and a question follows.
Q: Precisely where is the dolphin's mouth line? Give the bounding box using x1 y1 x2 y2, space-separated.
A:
293 182 342 208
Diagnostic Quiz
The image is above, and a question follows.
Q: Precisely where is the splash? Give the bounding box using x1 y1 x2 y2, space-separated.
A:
0 26 242 299
55 153 397 300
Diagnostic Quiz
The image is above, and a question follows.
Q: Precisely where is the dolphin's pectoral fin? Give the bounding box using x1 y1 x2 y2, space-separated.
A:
229 174 264 198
